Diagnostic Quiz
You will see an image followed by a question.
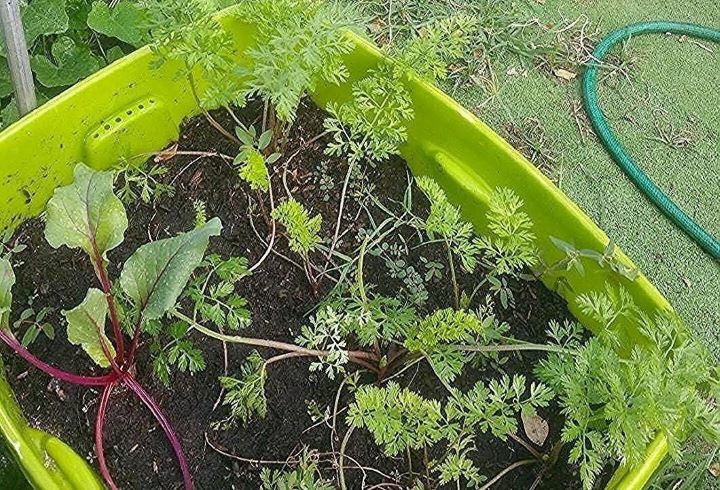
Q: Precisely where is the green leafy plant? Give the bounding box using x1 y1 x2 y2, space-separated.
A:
16 305 55 347
391 15 478 83
347 374 553 487
142 0 239 109
536 290 720 489
416 176 480 307
546 236 640 282
115 159 175 204
234 124 281 192
216 351 267 428
260 450 334 490
272 199 322 256
324 63 414 165
232 0 357 136
479 187 537 276
0 163 224 489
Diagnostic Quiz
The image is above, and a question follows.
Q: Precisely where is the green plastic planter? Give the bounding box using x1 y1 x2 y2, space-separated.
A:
0 11 672 490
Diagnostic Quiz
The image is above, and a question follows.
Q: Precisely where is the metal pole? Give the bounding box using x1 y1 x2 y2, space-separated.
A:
0 0 37 116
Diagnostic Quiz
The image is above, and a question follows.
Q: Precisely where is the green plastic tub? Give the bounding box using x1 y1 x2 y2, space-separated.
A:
0 12 672 490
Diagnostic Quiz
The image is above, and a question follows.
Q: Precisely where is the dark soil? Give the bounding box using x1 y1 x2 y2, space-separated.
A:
4 101 609 489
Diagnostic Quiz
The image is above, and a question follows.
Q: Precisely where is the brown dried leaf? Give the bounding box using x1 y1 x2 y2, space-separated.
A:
154 143 179 162
522 412 549 446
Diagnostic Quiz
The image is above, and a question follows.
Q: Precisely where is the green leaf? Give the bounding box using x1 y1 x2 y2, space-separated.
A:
21 327 40 347
87 1 148 47
120 218 222 321
45 163 128 264
66 0 92 31
104 46 126 64
63 288 116 367
0 100 19 130
22 0 69 45
0 259 15 330
31 36 103 88
0 62 12 99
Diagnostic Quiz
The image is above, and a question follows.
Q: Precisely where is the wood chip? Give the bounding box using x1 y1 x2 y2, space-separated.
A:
554 68 577 81
522 412 549 446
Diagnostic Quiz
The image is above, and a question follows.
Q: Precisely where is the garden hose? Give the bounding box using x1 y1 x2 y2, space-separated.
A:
582 21 720 260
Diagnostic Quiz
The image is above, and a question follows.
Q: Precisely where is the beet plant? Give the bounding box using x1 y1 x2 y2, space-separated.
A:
0 163 224 490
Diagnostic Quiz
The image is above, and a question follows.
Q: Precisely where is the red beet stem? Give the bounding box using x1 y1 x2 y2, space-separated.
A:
95 382 120 490
0 329 116 386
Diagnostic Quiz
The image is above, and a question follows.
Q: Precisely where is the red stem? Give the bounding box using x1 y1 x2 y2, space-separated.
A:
91 247 125 366
95 382 120 490
0 329 116 386
123 376 193 490
126 315 143 367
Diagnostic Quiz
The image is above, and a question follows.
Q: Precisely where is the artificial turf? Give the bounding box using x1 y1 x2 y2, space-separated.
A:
433 0 720 360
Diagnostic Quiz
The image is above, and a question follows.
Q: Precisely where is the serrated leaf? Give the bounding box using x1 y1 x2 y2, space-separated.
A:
22 0 69 45
120 218 222 321
63 288 116 367
0 259 15 329
31 36 102 88
45 163 128 264
87 1 148 47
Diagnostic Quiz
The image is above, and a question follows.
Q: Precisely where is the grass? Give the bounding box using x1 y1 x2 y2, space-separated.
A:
351 0 720 364
454 0 720 361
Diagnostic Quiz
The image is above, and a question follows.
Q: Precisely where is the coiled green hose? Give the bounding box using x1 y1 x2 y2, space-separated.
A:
582 21 720 260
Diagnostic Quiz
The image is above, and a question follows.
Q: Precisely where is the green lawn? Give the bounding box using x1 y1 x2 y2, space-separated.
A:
425 0 720 358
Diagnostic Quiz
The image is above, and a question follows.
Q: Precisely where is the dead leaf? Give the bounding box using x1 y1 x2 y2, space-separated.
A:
709 462 720 478
522 412 549 446
154 143 179 162
554 68 577 81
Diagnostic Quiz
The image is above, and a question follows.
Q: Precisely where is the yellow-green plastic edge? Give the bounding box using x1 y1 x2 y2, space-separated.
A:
0 10 669 490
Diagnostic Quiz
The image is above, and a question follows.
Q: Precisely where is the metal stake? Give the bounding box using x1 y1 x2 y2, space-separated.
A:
0 0 37 116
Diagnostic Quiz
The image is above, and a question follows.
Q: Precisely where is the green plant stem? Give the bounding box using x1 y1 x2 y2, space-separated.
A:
187 71 240 145
248 169 276 274
339 426 355 490
423 445 431 488
326 159 358 266
445 241 459 309
456 343 576 356
173 310 380 372
264 351 309 366
91 245 125 368
478 459 538 490
508 432 543 460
